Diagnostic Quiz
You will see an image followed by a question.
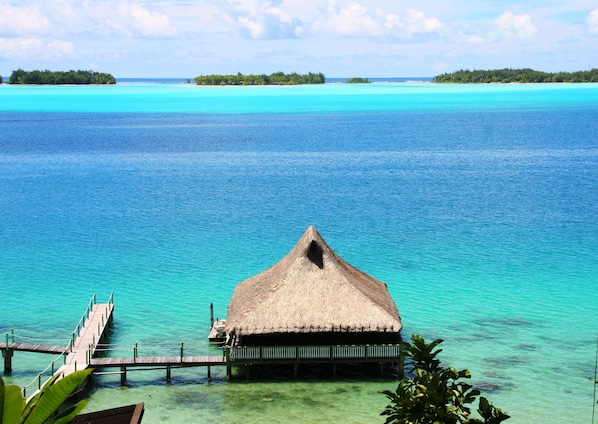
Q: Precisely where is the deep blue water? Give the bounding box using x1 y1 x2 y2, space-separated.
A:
1 83 598 423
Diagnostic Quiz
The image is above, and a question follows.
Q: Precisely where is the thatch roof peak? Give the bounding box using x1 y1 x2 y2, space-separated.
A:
224 226 402 338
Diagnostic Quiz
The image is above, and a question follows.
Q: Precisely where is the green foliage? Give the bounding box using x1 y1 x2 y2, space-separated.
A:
381 334 510 424
0 368 91 424
345 77 370 84
432 68 598 83
8 69 116 85
0 75 3 84
194 71 325 85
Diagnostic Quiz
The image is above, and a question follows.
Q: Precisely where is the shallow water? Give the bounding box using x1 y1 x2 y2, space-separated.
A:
1 83 597 423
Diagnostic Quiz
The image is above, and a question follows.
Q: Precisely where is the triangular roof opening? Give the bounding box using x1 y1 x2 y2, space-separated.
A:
307 239 324 269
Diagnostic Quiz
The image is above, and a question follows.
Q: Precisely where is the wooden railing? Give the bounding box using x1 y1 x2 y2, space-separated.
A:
18 293 114 398
69 292 113 351
226 344 400 362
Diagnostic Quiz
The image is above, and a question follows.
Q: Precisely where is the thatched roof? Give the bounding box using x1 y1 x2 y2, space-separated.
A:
224 226 402 337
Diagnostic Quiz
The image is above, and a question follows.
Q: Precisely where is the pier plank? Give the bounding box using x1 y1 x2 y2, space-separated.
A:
89 355 225 368
1 342 67 355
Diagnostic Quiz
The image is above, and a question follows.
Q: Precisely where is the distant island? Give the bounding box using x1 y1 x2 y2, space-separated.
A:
433 68 598 83
345 77 370 84
194 72 325 85
8 69 116 85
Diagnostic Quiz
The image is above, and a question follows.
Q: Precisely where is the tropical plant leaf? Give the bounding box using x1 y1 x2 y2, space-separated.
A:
49 400 88 424
19 374 60 422
23 369 92 424
1 384 25 424
382 334 510 424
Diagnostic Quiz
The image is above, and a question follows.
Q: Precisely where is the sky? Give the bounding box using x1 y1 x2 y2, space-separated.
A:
0 0 597 78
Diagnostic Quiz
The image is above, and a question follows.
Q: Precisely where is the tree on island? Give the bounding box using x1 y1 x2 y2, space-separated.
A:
346 77 370 84
433 68 598 83
8 69 116 85
194 71 325 85
382 334 510 424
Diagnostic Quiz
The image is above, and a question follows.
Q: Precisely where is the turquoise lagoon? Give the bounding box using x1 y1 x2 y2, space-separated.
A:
1 82 598 423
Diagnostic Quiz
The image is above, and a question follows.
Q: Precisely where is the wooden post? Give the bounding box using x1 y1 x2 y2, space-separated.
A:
3 349 13 374
379 362 384 378
207 366 211 381
120 367 127 386
398 353 405 379
332 362 337 379
210 303 214 326
293 363 298 379
166 366 171 382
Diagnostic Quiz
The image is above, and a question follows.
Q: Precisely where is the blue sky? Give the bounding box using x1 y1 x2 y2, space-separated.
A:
1 0 597 78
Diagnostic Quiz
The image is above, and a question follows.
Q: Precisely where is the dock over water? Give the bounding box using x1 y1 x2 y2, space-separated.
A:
3 294 402 393
2 293 114 398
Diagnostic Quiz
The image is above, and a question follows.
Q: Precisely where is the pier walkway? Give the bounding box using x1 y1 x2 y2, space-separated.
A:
56 296 114 380
89 354 225 384
2 293 114 398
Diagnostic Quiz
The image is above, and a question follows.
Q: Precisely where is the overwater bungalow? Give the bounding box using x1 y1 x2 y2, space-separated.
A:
221 226 403 376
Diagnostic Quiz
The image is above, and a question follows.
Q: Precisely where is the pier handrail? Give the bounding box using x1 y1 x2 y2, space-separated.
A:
91 340 216 363
6 293 114 398
68 292 113 351
88 342 399 363
3 329 72 349
20 352 67 398
227 343 401 362
69 292 97 350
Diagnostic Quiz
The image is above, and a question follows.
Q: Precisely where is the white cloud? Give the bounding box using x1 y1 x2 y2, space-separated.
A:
457 32 487 44
87 2 178 38
493 11 538 38
312 2 443 40
0 38 73 60
226 0 304 39
313 2 383 37
402 8 443 34
1 1 178 39
587 8 598 34
46 40 75 59
0 4 52 36
124 3 178 38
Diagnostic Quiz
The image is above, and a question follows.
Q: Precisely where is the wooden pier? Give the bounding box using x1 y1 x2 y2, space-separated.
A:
56 296 114 381
85 344 400 383
3 294 402 393
89 355 225 385
2 293 114 398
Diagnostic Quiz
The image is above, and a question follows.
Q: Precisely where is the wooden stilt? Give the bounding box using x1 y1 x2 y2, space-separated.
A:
120 366 127 386
207 366 211 381
332 362 337 379
3 349 13 374
293 363 299 379
166 366 171 382
398 356 405 379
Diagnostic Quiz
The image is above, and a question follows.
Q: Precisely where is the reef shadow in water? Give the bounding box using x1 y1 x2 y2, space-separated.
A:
474 317 539 328
484 355 530 368
475 380 516 393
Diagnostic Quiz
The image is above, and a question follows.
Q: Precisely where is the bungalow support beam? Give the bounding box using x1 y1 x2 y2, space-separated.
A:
3 348 13 374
